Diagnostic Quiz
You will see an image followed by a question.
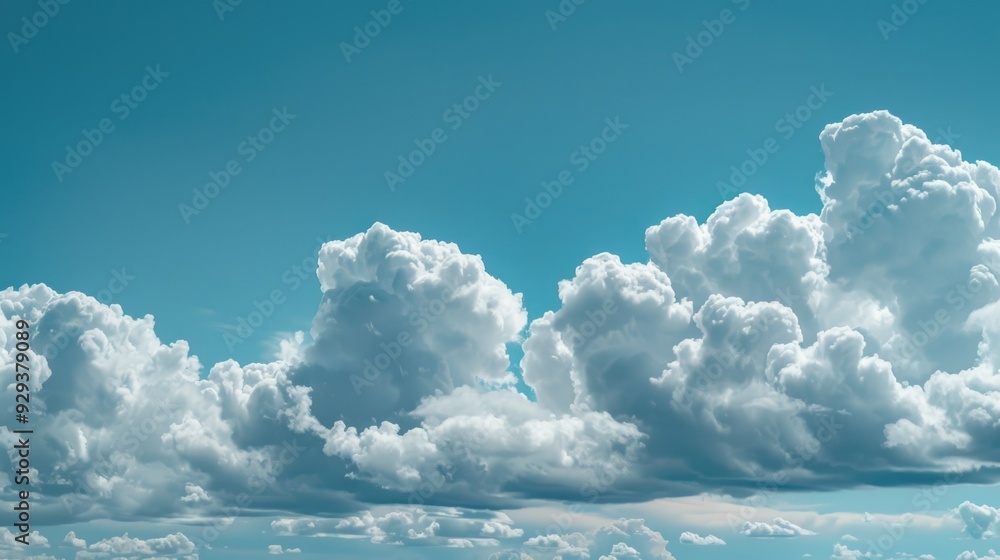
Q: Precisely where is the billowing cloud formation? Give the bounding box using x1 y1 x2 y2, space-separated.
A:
0 226 641 527
957 502 1000 539
6 111 1000 538
678 531 725 545
0 285 281 525
257 225 642 506
521 110 1000 495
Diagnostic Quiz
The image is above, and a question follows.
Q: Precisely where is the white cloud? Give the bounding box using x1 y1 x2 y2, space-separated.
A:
678 531 725 545
830 543 875 560
275 224 645 500
0 527 49 548
621 494 955 537
0 285 275 524
272 506 521 548
957 502 1000 539
600 541 641 559
519 111 1000 496
521 518 674 560
7 111 1000 533
65 531 87 548
180 483 209 504
268 544 301 554
958 551 1000 560
740 517 816 538
73 531 196 559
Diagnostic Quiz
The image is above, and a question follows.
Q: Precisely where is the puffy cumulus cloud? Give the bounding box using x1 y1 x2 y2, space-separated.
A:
0 527 49 548
65 531 87 548
271 506 522 548
830 543 876 560
521 518 674 560
271 507 524 548
72 531 197 559
598 542 641 559
645 191 826 337
520 111 1000 495
0 223 641 523
180 483 209 503
521 252 693 414
273 224 644 502
678 531 725 545
312 222 526 397
0 285 282 524
817 111 1000 380
956 501 1000 539
267 544 300 554
524 533 589 558
525 202 826 492
254 224 642 503
740 517 815 537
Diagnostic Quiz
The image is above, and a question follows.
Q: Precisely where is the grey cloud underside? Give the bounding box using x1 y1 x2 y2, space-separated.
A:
5 111 1000 526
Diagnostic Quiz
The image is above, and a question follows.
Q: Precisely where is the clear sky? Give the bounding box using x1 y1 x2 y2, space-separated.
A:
3 1 1000 559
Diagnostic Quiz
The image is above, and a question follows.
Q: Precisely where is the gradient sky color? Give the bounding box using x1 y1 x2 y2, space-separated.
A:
2 1 1000 559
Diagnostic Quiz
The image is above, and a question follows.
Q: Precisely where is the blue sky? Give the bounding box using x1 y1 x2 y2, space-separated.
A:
4 1 1000 559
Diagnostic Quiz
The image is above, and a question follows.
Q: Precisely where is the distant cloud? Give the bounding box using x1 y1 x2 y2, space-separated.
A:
71 532 195 559
64 531 87 548
830 543 873 560
0 527 48 549
272 507 521 548
521 518 674 560
740 518 816 538
958 551 1000 560
679 531 726 545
